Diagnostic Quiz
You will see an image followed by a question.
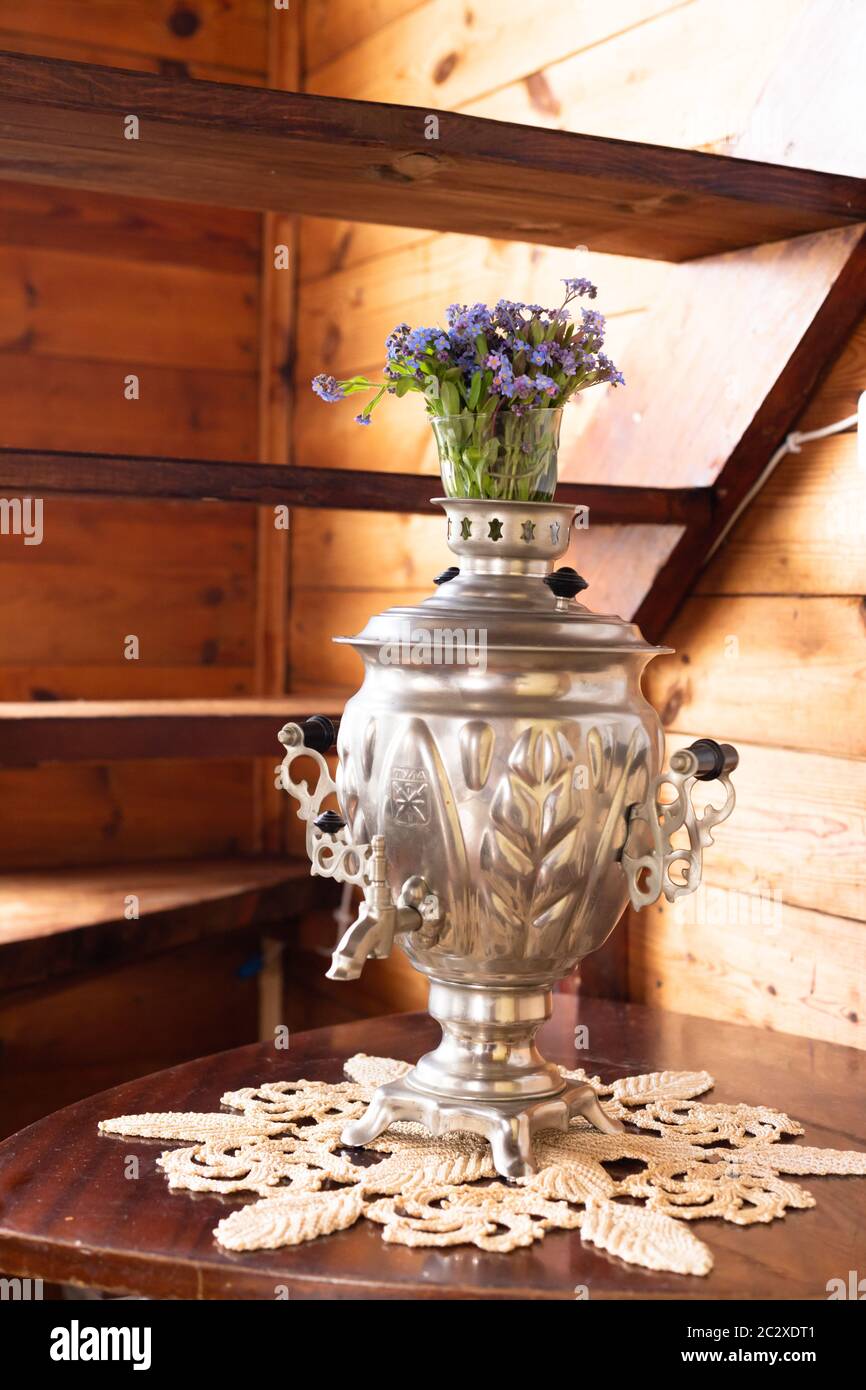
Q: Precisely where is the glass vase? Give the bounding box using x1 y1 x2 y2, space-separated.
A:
430 407 562 503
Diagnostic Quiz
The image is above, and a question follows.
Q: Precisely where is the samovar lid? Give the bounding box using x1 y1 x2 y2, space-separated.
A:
336 499 672 658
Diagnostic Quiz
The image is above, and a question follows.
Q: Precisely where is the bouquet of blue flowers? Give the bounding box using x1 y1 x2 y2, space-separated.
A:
312 278 624 502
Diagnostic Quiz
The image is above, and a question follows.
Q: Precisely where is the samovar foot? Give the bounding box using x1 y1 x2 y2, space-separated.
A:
339 1074 623 1180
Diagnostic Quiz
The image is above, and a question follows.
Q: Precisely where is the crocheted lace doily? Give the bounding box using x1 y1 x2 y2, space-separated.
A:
99 1054 866 1277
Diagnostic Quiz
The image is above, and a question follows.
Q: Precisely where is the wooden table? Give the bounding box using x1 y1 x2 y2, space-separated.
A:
0 998 862 1300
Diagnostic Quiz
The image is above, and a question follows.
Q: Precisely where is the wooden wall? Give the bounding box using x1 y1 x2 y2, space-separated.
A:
0 2 271 869
0 2 278 1135
630 322 866 1050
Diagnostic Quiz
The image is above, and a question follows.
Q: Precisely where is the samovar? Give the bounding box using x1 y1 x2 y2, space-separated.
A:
278 498 737 1177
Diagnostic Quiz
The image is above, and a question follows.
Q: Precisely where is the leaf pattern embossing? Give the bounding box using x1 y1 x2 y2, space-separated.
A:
481 727 585 957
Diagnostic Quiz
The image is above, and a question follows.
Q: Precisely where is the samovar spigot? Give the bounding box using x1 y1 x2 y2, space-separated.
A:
326 840 438 980
277 719 442 980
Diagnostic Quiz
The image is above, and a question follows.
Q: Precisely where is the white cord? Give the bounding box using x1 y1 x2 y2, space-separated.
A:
703 412 859 565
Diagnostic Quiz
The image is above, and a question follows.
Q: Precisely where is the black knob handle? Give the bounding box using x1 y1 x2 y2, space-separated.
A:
300 715 338 755
686 739 739 781
434 566 460 586
314 809 346 834
544 566 588 599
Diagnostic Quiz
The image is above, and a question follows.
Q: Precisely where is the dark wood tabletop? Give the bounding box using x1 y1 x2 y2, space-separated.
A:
0 997 863 1300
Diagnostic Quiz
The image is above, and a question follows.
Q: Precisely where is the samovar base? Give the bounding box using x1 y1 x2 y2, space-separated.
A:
341 1074 619 1179
340 979 623 1179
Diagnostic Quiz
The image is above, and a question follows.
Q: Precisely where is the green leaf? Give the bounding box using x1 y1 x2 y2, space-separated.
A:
440 381 460 415
467 371 483 409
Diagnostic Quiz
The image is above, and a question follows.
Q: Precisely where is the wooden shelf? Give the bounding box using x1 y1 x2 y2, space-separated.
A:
0 449 713 525
1 53 863 262
0 696 345 767
0 857 329 990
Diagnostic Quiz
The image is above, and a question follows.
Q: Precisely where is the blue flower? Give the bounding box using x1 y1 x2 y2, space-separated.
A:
597 352 625 387
311 373 344 403
491 358 515 396
534 373 559 398
580 308 606 337
563 277 597 299
354 413 373 426
446 302 492 337
529 343 552 366
512 374 535 399
385 322 411 359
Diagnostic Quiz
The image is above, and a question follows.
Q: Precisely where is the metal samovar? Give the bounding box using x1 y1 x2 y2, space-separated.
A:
278 499 737 1177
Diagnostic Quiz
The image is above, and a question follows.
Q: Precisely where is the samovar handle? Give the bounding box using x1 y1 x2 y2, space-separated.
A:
277 718 441 980
622 738 738 910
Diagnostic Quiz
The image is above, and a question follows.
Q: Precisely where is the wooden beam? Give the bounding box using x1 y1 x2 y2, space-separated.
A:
0 53 864 262
0 696 345 767
0 448 713 526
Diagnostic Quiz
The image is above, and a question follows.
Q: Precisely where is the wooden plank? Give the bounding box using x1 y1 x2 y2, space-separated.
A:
298 217 431 284
0 857 325 991
0 355 259 459
0 178 260 271
0 496 256 575
1 54 864 262
0 759 258 869
648 595 866 760
308 0 690 111
0 448 713 524
0 244 257 371
628 895 865 1050
460 0 810 150
730 0 865 178
696 435 865 596
0 694 345 766
655 733 866 924
0 0 268 76
0 564 255 668
0 496 258 686
0 26 263 87
304 0 427 73
0 666 256 703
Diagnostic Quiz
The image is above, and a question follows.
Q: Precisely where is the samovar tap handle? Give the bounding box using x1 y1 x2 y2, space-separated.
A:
622 738 738 910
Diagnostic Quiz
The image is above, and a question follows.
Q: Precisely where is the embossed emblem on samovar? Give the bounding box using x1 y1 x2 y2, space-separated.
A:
389 766 430 825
